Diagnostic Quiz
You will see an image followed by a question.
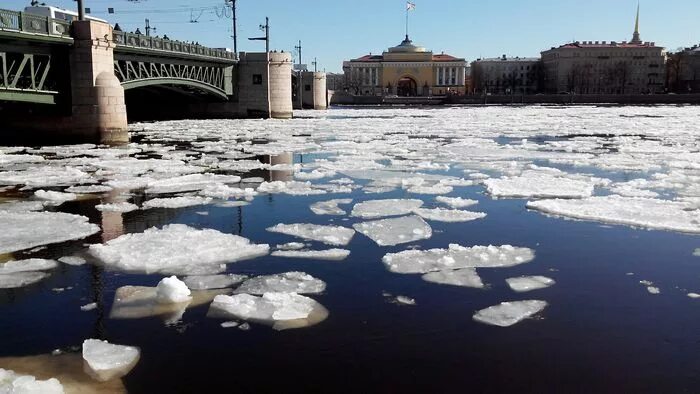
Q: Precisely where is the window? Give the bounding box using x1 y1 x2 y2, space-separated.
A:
252 74 263 85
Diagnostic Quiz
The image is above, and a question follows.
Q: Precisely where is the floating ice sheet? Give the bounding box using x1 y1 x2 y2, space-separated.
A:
207 292 329 330
271 249 350 261
235 272 326 295
383 244 535 274
310 199 353 216
0 259 57 274
82 339 140 382
156 276 192 303
0 201 45 212
406 184 454 195
0 212 100 254
413 208 487 223
95 202 139 213
473 300 548 327
200 184 258 199
89 224 269 274
435 196 479 209
506 276 556 292
145 174 241 194
183 274 247 290
0 166 92 188
65 185 113 194
267 223 355 246
484 171 595 199
110 285 227 321
353 215 432 246
0 369 63 393
422 268 485 289
0 272 49 289
350 199 423 219
527 196 700 234
142 196 212 210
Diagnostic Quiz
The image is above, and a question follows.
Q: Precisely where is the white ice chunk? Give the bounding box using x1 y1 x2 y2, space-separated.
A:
95 202 139 213
0 259 57 274
182 274 247 290
110 285 226 321
435 196 479 209
350 199 424 219
0 212 100 254
0 369 64 394
89 224 269 274
142 196 212 210
199 184 258 199
353 215 432 246
275 242 307 251
145 173 241 194
407 184 454 195
295 169 337 180
156 276 192 303
0 272 49 289
472 300 548 327
81 339 140 382
413 208 487 223
693 249 700 257
527 196 700 234
383 244 535 274
394 295 416 306
484 171 594 199
310 199 353 216
272 249 350 261
235 272 326 295
58 256 87 266
80 303 97 311
65 185 113 194
257 181 326 196
422 268 485 288
34 190 78 203
0 201 45 212
267 223 355 246
0 166 92 188
506 276 556 292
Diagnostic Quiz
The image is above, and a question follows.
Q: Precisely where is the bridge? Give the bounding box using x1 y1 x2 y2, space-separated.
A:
0 7 326 144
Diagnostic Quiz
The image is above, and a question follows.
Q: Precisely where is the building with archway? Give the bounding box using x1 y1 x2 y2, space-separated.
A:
343 35 468 97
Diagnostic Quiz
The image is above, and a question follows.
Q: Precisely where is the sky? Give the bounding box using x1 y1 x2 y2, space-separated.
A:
6 0 700 72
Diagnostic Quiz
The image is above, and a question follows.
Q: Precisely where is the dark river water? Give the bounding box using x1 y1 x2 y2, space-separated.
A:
1 106 700 393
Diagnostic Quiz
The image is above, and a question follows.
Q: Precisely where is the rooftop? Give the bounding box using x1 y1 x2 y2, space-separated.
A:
554 40 661 49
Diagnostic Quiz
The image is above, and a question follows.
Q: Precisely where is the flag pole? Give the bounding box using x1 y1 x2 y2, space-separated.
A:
405 4 409 38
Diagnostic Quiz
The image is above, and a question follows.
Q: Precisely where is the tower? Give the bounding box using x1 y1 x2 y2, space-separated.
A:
631 2 642 44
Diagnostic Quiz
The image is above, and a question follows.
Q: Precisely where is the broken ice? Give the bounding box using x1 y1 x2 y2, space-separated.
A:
353 215 432 247
271 249 350 261
350 199 423 219
0 369 64 393
473 300 548 327
413 208 487 223
506 276 556 292
82 339 140 382
0 212 100 254
310 199 353 216
234 272 326 295
422 268 485 289
267 223 355 246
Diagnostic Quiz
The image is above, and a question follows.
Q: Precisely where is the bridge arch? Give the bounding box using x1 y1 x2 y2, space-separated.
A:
121 78 229 100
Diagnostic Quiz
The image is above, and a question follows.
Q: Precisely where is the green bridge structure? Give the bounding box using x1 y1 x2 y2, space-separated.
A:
0 8 328 144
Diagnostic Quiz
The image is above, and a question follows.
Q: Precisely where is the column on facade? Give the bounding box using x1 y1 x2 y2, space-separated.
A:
436 68 440 86
441 67 446 86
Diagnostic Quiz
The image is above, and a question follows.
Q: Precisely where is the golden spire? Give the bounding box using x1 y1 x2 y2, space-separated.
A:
631 2 641 44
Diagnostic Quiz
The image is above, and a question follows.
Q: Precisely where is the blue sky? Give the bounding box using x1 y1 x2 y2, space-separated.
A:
6 0 700 72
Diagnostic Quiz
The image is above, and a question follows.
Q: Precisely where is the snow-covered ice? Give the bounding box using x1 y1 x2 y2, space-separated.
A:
473 300 548 327
275 242 307 251
156 276 192 303
267 223 355 246
435 196 479 209
310 199 353 216
109 285 227 321
0 201 45 212
484 171 595 199
272 249 351 261
0 212 100 254
406 184 454 195
58 256 87 266
0 259 57 274
89 224 269 274
82 339 140 382
506 276 556 292
0 369 64 393
422 268 485 289
383 244 535 274
350 199 423 219
95 202 139 213
182 274 247 290
234 272 326 295
0 272 49 289
142 196 212 210
354 215 432 246
413 208 487 223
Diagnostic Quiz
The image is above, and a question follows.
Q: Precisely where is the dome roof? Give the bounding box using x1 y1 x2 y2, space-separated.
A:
388 35 427 53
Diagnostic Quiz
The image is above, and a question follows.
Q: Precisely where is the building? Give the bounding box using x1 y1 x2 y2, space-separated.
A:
471 56 542 94
541 7 666 94
667 45 700 93
343 35 468 96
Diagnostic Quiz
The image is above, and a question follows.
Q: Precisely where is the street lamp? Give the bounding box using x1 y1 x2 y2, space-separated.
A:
224 0 237 59
77 0 85 21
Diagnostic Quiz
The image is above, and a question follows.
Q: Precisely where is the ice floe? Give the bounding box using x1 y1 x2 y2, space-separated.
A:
0 369 63 393
199 184 258 199
156 276 192 303
527 196 700 234
383 244 535 274
142 196 212 210
182 274 247 290
422 268 485 289
350 199 423 219
473 300 548 327
435 196 479 209
267 223 355 246
65 185 113 194
145 174 241 194
413 208 487 223
506 276 556 292
58 256 87 266
0 259 57 274
484 171 595 199
0 201 45 212
354 215 432 246
34 190 78 203
82 339 140 382
234 272 326 295
0 272 49 289
89 224 269 274
310 199 353 216
275 242 307 251
207 292 329 330
406 184 454 195
109 285 227 321
95 202 139 213
271 249 350 261
0 212 100 254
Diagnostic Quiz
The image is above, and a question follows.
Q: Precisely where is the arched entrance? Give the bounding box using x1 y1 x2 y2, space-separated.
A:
397 76 417 97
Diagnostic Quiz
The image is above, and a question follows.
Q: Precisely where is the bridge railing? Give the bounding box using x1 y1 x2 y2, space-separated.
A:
0 9 71 37
113 31 235 61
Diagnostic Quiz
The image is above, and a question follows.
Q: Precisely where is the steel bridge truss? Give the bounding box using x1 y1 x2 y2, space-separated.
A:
0 51 56 104
114 58 229 100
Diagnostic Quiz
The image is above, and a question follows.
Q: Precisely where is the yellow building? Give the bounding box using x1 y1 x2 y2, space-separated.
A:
343 35 468 96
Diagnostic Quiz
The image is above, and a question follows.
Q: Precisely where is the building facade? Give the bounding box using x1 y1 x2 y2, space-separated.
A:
667 45 700 93
541 8 666 94
343 36 468 96
471 56 542 94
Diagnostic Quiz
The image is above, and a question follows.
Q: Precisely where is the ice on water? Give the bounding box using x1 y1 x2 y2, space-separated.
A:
156 276 192 303
0 369 64 393
484 171 595 199
34 190 78 203
422 268 485 289
82 339 140 382
354 215 432 247
350 199 424 219
506 276 556 292
527 196 700 234
89 224 269 274
310 199 353 216
0 212 100 254
473 300 548 327
95 202 139 213
0 259 57 274
267 223 355 246
0 272 49 289
142 196 212 210
183 274 247 290
435 196 479 209
413 208 487 223
234 272 326 295
272 249 351 261
383 244 535 274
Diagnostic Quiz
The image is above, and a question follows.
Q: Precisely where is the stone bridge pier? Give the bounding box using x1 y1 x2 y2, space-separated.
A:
70 21 128 144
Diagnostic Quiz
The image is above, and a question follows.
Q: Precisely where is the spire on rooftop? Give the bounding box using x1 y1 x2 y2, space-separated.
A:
631 2 642 44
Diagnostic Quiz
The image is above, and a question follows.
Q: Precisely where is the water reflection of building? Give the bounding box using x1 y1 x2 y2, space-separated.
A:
257 152 294 182
343 36 468 97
